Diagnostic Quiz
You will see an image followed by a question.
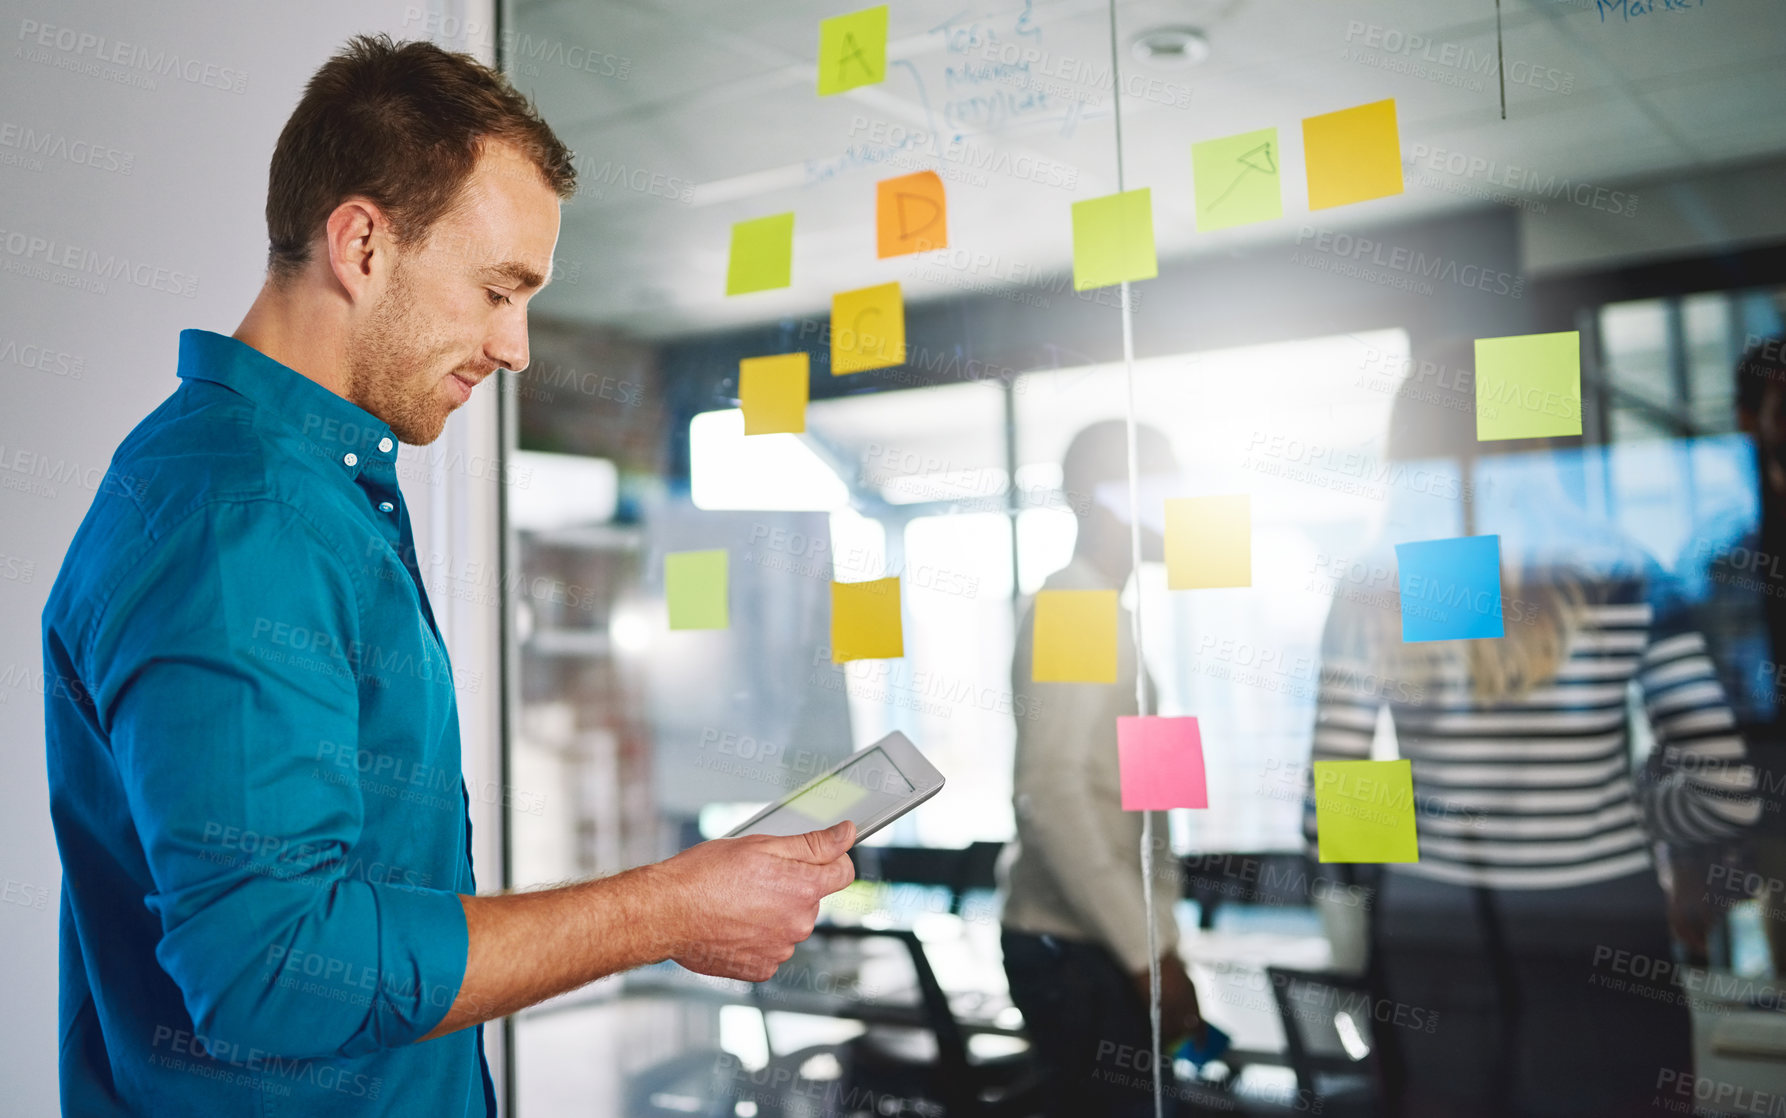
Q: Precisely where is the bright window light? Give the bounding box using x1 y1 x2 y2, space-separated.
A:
690 409 849 511
509 451 618 529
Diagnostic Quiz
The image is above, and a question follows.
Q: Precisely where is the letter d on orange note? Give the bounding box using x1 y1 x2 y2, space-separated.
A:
876 170 947 258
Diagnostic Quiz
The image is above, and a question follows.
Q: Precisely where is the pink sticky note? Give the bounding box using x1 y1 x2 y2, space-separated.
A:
1118 716 1208 810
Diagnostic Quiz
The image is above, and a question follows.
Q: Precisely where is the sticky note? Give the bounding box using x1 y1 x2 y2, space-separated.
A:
877 170 948 258
1475 331 1583 441
1303 99 1405 210
784 773 870 823
1165 495 1251 589
725 212 794 295
1118 716 1208 810
1395 535 1503 642
832 577 903 661
1071 188 1157 291
831 282 904 374
740 353 809 435
1314 760 1419 863
1191 128 1282 231
666 549 728 630
817 6 888 96
1033 588 1118 683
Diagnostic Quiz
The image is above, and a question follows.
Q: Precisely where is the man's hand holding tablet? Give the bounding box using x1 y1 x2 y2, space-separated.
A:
649 821 860 982
422 735 942 1038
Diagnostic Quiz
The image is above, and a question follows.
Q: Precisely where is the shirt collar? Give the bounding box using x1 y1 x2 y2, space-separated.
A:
176 328 399 480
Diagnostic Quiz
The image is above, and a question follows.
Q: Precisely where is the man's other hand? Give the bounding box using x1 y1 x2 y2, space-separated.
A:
651 821 857 982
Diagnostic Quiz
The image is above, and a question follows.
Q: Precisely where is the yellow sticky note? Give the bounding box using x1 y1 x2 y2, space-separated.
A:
1303 99 1405 210
1071 188 1157 291
740 353 809 435
832 577 903 661
1191 128 1282 232
1475 331 1583 441
817 6 888 96
1165 495 1252 589
831 282 904 374
726 213 794 295
1314 760 1419 863
666 549 728 630
1033 588 1118 683
877 170 948 258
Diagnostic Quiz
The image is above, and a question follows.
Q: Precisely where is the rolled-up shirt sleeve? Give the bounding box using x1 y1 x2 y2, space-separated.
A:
89 498 467 1058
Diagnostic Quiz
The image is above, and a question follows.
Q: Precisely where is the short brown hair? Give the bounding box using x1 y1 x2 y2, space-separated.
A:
265 34 576 283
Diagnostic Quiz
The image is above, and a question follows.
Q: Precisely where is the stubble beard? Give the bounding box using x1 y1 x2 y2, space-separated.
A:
344 258 456 447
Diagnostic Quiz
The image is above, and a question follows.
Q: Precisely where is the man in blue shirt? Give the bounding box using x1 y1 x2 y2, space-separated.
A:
42 35 856 1117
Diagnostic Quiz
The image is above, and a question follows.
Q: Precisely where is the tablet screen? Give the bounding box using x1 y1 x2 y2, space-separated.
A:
740 746 915 838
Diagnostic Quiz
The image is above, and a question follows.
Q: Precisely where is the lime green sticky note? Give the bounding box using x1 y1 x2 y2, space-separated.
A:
1165 495 1252 589
817 6 888 96
832 577 903 661
1033 588 1118 683
1474 331 1583 441
666 549 728 630
1191 128 1282 232
740 352 809 435
1314 760 1419 863
726 212 794 295
1303 99 1405 210
1071 188 1157 292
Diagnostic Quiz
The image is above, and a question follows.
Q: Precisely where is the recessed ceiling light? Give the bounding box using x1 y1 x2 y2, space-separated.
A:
1131 26 1210 68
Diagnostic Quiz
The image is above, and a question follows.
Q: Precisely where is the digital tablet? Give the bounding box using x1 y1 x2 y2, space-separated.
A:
723 731 944 845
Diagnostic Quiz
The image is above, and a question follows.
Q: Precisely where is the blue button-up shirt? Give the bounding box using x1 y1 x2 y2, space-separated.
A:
42 329 493 1117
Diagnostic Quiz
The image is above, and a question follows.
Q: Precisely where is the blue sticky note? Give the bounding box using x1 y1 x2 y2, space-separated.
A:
1394 535 1504 642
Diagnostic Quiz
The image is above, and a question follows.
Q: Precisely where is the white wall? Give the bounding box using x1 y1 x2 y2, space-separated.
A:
0 1 506 1111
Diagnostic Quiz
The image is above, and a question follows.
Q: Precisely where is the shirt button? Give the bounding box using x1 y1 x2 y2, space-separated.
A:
379 501 395 513
343 452 358 468
378 437 393 453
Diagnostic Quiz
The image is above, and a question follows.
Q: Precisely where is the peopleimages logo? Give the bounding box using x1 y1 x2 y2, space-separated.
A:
0 226 200 298
15 20 248 93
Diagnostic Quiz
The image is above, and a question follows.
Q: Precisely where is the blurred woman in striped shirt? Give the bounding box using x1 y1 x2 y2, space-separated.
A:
1303 339 1759 1117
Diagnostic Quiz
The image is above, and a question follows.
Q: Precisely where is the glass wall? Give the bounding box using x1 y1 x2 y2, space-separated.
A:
485 1 1786 1113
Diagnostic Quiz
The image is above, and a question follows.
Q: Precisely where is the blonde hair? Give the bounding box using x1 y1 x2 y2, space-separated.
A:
1371 567 1592 704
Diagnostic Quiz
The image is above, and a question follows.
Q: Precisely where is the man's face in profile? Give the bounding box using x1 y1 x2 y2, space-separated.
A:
345 139 561 446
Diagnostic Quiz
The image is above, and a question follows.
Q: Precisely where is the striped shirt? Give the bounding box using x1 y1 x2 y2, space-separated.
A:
1303 577 1761 889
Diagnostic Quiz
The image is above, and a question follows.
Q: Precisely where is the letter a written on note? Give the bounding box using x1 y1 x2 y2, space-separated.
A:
818 7 888 96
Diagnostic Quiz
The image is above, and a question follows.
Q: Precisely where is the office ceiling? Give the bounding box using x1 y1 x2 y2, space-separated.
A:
508 0 1786 340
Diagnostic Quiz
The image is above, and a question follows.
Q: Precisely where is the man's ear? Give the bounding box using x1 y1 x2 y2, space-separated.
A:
322 198 388 305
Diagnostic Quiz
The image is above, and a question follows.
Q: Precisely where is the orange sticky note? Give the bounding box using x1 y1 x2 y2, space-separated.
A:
831 282 905 374
740 353 809 435
832 577 903 661
1303 99 1405 210
1118 716 1208 810
1033 588 1118 683
877 170 948 258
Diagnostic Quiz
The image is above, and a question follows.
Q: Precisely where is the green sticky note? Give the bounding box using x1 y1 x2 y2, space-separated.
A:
666 549 728 630
817 6 888 96
726 213 794 295
1314 760 1419 863
1071 188 1157 292
1474 331 1583 441
1191 128 1283 231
